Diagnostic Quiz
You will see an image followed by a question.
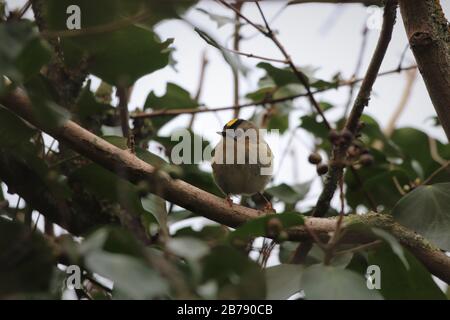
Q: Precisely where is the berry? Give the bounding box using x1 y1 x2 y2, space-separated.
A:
347 145 359 157
328 130 340 144
308 153 322 164
341 129 353 143
316 163 329 175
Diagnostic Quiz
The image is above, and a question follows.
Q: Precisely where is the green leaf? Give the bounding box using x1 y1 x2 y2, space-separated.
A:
257 62 301 87
245 86 276 102
368 244 446 299
265 264 303 300
345 148 411 210
24 75 71 129
194 27 248 76
141 195 168 237
81 227 144 258
301 264 383 300
391 127 450 179
85 251 168 299
305 244 353 268
201 245 265 299
371 228 409 269
0 20 51 89
0 105 35 147
167 237 209 261
69 164 157 225
0 218 54 296
174 225 228 243
144 83 197 131
229 212 304 242
266 181 312 204
299 114 331 151
392 183 450 250
177 164 222 196
74 80 114 120
44 0 180 85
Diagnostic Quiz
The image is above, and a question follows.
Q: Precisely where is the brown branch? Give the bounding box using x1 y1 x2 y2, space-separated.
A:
399 0 450 141
1 87 450 283
384 68 417 137
188 51 209 129
313 0 398 218
232 1 243 118
0 148 113 234
221 46 288 64
130 65 417 120
116 86 134 152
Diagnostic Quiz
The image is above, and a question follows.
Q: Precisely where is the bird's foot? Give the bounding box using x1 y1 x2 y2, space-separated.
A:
258 192 275 213
226 195 233 207
263 201 275 213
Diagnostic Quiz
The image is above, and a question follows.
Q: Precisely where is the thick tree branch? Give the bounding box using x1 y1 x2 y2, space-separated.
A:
1 87 449 283
0 149 113 234
398 0 450 141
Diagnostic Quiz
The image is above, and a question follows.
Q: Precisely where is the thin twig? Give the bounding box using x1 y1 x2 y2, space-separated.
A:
295 0 398 265
130 65 416 120
313 1 398 218
188 51 209 129
343 25 369 118
428 136 446 165
397 43 410 70
350 166 378 211
219 0 331 129
116 86 134 153
384 68 417 137
422 161 450 185
232 1 243 118
18 1 31 18
222 46 288 64
334 240 383 256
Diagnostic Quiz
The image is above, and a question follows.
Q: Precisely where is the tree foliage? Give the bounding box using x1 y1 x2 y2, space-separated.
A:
0 0 449 300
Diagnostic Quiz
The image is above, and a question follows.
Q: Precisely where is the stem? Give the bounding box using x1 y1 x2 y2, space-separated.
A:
116 86 134 153
232 1 243 118
130 65 416 119
313 0 398 218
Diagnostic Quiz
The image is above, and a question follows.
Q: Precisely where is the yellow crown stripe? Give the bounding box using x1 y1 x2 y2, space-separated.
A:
225 118 239 128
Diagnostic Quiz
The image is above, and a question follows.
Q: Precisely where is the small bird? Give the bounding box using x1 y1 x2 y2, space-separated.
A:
212 118 273 209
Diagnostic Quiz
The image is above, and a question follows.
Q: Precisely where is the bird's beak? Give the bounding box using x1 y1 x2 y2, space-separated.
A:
217 131 225 136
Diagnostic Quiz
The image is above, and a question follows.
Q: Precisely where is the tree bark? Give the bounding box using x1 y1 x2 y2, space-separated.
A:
1 88 450 284
399 0 450 141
